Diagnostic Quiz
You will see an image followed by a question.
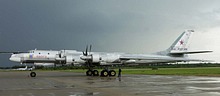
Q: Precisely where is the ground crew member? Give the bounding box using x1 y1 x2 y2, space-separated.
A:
118 68 122 77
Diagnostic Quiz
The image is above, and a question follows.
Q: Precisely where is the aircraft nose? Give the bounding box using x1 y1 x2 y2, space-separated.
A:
9 55 21 62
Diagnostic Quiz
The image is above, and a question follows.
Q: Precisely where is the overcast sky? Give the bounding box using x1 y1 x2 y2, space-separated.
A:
0 0 220 67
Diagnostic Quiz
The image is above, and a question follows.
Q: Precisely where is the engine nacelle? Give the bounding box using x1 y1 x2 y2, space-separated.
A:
80 54 101 63
124 60 136 64
66 55 74 64
92 54 101 63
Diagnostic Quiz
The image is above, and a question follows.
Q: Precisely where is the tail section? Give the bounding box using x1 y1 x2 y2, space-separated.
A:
169 30 194 53
167 30 212 57
156 30 212 57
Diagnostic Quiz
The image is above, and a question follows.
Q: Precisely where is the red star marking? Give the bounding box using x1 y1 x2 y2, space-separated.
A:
180 40 184 45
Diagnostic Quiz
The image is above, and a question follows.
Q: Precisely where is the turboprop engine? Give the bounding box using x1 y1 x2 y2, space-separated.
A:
80 45 102 65
80 54 101 63
65 55 74 64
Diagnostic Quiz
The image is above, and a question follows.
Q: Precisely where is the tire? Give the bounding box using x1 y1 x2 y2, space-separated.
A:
101 70 108 77
30 72 36 77
109 70 116 76
92 70 99 76
86 70 93 76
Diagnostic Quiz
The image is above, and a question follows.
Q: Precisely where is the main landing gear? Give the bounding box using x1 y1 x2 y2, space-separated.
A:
86 69 99 76
86 69 116 77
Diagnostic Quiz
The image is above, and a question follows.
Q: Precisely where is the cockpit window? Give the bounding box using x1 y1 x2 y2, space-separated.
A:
29 50 34 53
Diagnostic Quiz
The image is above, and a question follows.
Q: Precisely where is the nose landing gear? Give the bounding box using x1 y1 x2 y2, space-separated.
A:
30 71 36 77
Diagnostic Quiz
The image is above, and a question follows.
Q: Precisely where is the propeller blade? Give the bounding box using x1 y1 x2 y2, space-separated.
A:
89 45 92 55
86 45 88 56
82 45 88 56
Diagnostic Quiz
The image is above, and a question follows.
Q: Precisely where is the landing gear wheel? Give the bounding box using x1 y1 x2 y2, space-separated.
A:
101 70 108 77
92 70 99 76
109 70 116 76
30 72 36 77
86 70 93 76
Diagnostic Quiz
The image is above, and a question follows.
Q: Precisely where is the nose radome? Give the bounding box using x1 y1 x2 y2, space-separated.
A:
9 56 21 62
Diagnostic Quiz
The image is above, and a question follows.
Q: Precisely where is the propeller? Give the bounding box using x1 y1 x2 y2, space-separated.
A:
89 45 92 55
81 45 93 67
83 45 88 56
82 45 92 56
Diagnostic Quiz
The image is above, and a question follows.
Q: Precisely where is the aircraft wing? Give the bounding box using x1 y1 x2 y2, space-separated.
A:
119 55 210 62
0 51 26 54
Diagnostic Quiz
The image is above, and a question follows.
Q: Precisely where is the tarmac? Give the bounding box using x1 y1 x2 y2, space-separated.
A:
1 71 220 96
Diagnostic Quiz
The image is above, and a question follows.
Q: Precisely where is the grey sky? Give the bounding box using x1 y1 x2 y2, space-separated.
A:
0 0 220 67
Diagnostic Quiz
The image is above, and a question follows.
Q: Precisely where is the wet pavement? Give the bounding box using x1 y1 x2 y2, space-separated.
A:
0 71 220 96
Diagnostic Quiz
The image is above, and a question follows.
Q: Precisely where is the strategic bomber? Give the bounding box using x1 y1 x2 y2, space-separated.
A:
2 30 212 77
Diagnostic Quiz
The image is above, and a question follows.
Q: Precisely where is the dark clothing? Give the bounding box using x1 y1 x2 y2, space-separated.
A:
118 68 122 77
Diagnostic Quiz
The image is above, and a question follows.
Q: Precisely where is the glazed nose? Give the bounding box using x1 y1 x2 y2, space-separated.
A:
9 55 21 62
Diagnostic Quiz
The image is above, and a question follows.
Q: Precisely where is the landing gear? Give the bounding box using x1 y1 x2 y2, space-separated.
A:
100 69 108 77
100 69 116 77
30 72 36 77
109 70 116 76
93 70 99 76
86 69 99 76
86 69 117 77
86 70 93 76
29 65 36 77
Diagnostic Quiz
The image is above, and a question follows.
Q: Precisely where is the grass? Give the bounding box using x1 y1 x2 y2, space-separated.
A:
61 67 220 76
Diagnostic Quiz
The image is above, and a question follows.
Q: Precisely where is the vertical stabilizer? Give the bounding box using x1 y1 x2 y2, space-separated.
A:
168 30 194 54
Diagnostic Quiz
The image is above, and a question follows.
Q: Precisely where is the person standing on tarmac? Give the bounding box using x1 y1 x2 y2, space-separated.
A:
118 68 122 77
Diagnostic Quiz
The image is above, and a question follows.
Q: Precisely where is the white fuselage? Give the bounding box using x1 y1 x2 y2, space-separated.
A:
9 49 190 66
8 30 211 66
9 50 124 65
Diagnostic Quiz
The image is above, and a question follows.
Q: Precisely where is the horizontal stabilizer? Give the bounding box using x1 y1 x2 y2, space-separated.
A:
170 50 213 54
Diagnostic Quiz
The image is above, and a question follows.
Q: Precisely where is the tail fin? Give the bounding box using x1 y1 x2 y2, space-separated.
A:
167 30 212 57
169 30 194 53
155 30 212 56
